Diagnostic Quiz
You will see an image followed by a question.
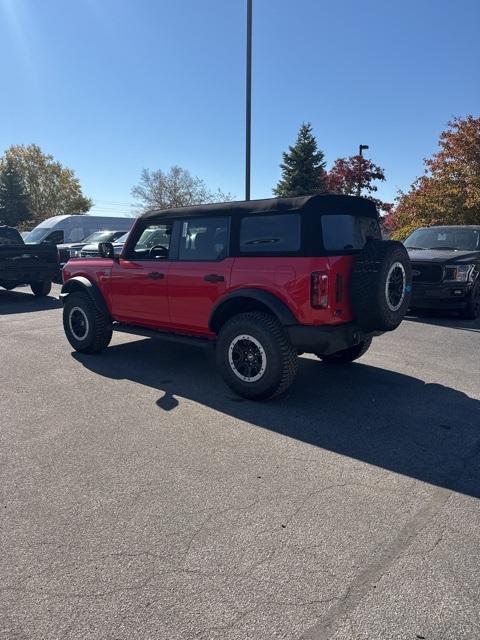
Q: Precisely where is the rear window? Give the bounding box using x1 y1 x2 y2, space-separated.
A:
321 215 381 251
240 213 300 253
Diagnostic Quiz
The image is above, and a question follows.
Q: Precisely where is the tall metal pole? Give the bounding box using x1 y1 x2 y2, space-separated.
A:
357 144 369 197
357 145 362 197
245 0 252 200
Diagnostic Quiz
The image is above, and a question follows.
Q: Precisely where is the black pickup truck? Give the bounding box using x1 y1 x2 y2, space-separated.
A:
0 226 58 297
404 225 480 319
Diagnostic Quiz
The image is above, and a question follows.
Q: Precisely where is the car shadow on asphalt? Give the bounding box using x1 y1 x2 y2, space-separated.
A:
406 310 480 332
0 289 62 315
73 338 480 499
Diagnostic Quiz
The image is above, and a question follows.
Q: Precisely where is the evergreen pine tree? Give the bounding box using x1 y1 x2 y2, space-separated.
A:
0 159 30 227
273 122 327 197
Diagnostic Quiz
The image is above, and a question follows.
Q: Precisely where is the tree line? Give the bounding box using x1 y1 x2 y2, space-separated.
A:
0 144 91 228
129 122 390 213
1 115 478 235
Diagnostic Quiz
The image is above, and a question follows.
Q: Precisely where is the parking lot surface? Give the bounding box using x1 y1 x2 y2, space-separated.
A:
1 285 480 640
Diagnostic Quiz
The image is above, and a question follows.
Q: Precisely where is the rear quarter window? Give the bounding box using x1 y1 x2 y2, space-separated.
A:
240 213 300 253
0 227 23 245
321 215 381 251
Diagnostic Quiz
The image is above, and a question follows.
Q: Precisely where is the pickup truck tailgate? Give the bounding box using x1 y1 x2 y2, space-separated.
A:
0 244 59 282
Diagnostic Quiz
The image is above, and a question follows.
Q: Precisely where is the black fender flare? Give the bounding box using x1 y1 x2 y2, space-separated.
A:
209 288 298 333
60 277 110 319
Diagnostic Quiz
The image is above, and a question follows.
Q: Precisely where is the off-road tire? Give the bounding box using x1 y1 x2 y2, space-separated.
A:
31 281 52 297
216 311 298 400
461 281 480 320
350 240 411 332
63 291 112 353
317 337 372 364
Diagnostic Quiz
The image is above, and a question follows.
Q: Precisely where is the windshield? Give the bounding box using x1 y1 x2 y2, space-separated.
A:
83 230 125 244
114 233 128 244
405 228 479 251
25 228 52 243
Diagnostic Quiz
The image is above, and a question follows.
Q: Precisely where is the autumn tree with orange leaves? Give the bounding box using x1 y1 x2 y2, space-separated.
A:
385 115 480 239
326 155 392 214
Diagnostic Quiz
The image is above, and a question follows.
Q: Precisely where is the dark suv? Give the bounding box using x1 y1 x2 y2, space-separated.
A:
60 195 411 400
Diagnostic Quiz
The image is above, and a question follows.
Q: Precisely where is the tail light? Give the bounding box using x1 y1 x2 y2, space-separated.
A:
311 271 329 308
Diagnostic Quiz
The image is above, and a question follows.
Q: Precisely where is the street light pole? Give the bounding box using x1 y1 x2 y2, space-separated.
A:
245 0 252 200
357 144 369 197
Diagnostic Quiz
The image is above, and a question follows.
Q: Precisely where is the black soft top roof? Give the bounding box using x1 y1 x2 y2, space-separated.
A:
140 194 378 222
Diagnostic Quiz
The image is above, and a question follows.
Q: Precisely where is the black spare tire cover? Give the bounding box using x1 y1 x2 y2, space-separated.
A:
350 240 412 332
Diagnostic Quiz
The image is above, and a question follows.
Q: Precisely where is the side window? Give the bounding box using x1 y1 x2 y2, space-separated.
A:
179 217 229 261
43 230 64 244
66 227 84 242
130 223 173 259
321 215 381 250
240 213 301 253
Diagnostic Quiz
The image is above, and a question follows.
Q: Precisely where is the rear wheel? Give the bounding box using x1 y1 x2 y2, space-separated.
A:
216 312 298 400
317 338 372 364
31 281 51 297
63 291 112 353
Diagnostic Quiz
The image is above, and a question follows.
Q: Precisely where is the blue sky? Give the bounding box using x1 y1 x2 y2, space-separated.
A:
1 0 479 216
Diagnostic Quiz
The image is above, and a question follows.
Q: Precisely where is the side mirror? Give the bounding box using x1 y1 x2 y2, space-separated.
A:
98 242 115 259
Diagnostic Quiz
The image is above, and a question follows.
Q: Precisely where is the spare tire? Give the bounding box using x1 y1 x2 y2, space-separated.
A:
350 240 411 332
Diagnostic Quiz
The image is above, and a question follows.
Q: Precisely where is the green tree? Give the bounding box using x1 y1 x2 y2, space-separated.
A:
0 158 30 227
273 123 327 197
132 165 233 211
1 144 92 225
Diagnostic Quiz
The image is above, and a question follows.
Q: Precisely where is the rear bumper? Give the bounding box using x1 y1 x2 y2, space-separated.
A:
0 268 58 285
286 323 377 355
410 283 472 309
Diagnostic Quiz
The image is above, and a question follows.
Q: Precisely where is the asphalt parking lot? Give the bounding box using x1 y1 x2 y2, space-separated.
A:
1 284 480 640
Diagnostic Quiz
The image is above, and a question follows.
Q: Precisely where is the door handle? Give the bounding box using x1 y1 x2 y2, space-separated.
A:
147 271 164 280
204 274 225 282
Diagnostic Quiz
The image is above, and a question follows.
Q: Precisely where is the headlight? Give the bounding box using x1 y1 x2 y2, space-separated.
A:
70 249 81 258
444 264 474 282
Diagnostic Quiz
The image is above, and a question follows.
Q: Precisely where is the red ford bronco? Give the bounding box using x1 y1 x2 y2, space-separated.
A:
61 195 411 400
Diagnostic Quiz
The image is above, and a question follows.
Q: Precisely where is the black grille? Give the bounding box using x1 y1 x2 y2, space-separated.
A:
411 262 443 283
58 248 70 263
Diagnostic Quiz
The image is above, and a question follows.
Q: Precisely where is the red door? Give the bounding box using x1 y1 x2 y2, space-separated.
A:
168 259 233 334
107 221 174 328
108 259 171 328
168 216 232 335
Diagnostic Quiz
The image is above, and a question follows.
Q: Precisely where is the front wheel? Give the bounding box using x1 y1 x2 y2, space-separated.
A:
461 282 480 320
31 281 51 297
317 338 372 364
216 312 298 400
63 291 112 353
